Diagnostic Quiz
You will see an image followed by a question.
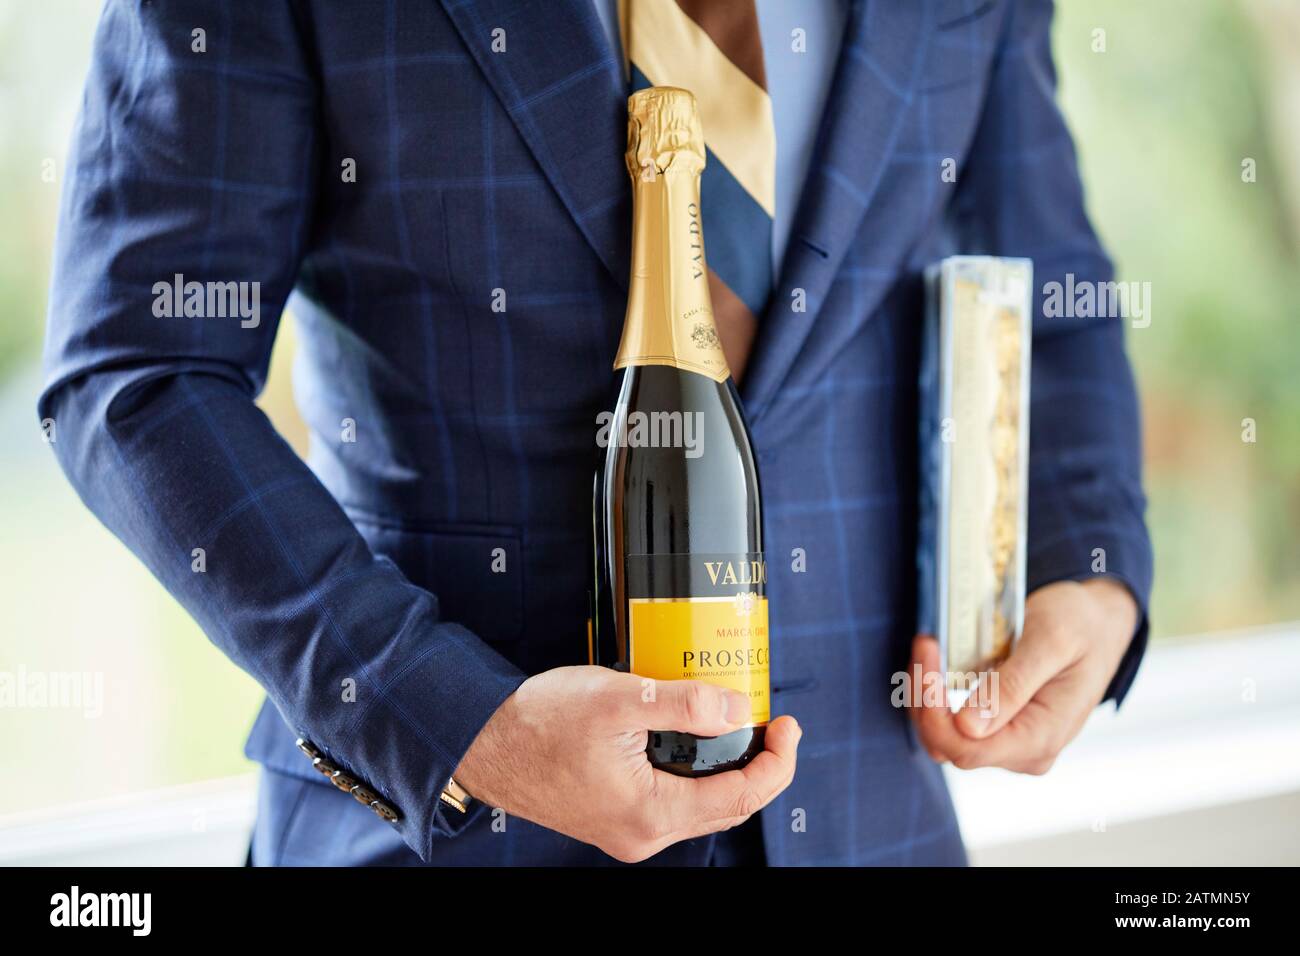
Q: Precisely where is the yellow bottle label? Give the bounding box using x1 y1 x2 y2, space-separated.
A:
629 594 770 725
614 87 731 384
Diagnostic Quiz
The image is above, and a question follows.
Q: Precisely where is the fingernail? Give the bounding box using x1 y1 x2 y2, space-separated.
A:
723 691 751 725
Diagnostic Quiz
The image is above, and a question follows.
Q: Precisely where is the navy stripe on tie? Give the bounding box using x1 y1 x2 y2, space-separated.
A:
630 65 773 315
700 145 773 314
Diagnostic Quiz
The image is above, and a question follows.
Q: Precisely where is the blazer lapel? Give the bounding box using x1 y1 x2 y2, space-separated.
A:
438 0 631 289
742 0 933 421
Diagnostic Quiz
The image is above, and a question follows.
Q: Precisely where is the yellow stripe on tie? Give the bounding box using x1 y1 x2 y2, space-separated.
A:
627 0 776 218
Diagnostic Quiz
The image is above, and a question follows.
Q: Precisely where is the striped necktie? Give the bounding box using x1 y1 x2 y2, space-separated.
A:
619 0 776 383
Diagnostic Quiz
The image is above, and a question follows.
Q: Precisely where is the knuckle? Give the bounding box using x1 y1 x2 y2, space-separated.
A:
679 682 713 725
593 699 619 727
1049 621 1081 655
952 752 979 771
606 839 649 864
997 669 1030 707
1052 614 1080 642
591 682 625 721
1032 727 1061 759
1026 756 1055 776
577 665 608 691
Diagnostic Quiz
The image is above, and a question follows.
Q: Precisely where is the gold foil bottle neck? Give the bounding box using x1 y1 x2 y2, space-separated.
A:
614 86 729 383
626 87 706 179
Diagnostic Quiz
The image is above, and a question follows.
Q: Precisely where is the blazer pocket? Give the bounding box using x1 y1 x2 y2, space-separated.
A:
351 517 524 647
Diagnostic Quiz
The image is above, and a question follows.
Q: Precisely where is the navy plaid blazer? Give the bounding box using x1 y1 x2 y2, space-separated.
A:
41 0 1152 865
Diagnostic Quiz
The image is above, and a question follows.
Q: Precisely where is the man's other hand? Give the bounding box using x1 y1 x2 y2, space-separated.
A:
910 578 1138 774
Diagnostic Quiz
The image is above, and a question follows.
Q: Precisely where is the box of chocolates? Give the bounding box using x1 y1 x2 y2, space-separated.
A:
917 256 1032 698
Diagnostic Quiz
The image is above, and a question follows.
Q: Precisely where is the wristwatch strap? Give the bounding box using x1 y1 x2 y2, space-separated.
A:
439 775 472 814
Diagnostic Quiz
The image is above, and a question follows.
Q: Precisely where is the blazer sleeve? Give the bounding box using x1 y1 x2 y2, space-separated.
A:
38 0 525 860
951 0 1155 703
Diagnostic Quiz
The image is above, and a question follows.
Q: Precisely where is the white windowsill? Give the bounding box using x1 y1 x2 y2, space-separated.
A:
2 623 1297 866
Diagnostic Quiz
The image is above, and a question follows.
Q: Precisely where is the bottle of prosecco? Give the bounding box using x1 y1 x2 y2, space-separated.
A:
591 87 768 776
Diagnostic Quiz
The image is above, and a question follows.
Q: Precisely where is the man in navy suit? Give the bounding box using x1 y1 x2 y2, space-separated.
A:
42 0 1150 866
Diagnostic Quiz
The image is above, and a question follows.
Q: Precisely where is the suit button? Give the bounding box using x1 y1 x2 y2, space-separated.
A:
311 756 339 778
329 770 360 793
370 800 400 824
295 737 321 760
349 784 379 807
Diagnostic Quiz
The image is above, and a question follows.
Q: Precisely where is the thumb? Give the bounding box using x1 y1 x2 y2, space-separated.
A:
635 679 754 736
953 634 1060 739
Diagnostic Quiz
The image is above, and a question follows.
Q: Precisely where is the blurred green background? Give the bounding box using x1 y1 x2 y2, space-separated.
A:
1 1 1297 816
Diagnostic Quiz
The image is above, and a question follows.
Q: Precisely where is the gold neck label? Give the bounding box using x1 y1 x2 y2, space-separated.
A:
613 168 731 383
